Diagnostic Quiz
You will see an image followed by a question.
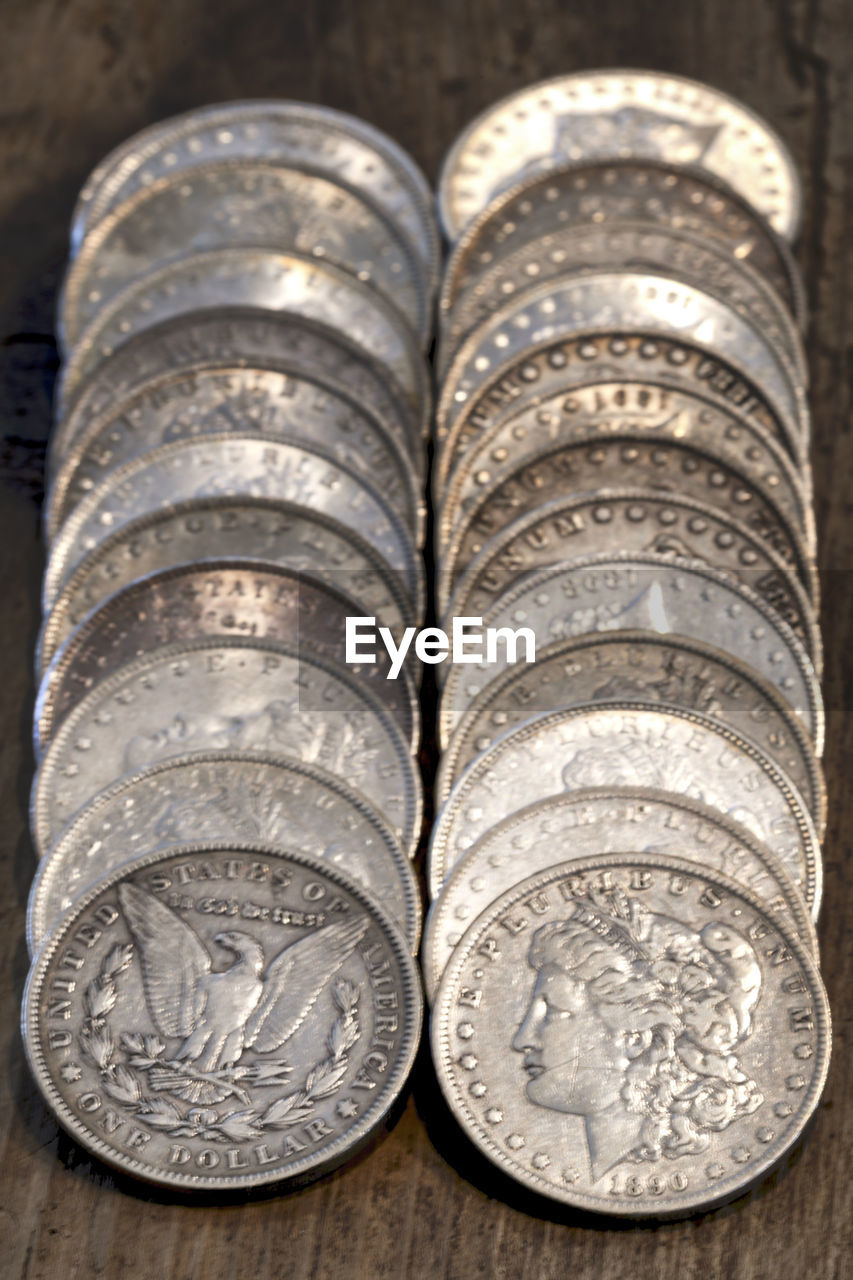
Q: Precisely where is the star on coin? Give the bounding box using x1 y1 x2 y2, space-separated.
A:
336 1098 359 1119
732 1147 751 1164
561 1168 580 1184
60 1063 82 1083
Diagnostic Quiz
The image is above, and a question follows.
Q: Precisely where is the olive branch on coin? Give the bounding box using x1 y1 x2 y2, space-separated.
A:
78 944 361 1142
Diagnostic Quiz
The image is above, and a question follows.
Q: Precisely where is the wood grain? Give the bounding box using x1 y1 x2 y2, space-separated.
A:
0 2 850 1276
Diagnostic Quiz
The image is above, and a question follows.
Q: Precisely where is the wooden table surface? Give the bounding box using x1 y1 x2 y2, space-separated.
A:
1 2 850 1276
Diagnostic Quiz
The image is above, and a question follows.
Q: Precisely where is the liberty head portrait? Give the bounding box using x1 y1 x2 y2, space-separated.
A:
511 887 764 1182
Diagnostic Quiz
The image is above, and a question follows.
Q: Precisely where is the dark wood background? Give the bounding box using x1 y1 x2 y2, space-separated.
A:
1 2 850 1276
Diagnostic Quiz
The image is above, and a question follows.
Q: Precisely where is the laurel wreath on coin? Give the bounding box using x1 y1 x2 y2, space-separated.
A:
78 944 361 1142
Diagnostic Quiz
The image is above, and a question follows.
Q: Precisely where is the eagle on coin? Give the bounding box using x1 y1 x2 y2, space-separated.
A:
117 883 367 1074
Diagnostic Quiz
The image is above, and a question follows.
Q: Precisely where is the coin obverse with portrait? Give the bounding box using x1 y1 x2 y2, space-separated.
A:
431 853 829 1216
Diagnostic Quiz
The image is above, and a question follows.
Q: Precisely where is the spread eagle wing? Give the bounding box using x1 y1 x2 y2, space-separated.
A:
117 883 212 1039
243 916 368 1054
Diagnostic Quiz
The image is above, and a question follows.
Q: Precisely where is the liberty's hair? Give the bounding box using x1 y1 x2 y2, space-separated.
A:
526 892 764 1162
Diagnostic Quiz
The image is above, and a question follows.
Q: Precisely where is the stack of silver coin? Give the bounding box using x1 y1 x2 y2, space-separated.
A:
24 102 434 1192
425 72 829 1216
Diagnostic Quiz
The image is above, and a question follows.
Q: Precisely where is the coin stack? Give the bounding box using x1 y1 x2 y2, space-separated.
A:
425 72 829 1216
24 102 434 1191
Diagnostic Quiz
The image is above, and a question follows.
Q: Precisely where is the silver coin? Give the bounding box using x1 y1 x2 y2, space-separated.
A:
441 159 804 324
437 379 814 559
441 489 821 662
61 160 427 348
439 220 807 384
57 248 428 418
439 435 815 605
44 433 419 613
437 272 806 452
438 72 802 240
49 307 422 483
28 751 420 954
36 561 421 757
32 636 423 858
46 360 425 547
427 701 822 911
438 552 823 750
422 787 818 1001
436 332 809 494
71 100 439 292
37 496 422 674
437 631 826 835
23 842 422 1190
430 853 829 1216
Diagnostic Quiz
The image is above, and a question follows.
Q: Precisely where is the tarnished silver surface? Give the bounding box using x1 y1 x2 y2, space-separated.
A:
431 853 829 1216
37 496 422 674
44 434 419 613
49 307 422 483
46 360 425 547
437 631 826 834
438 553 824 748
36 561 421 757
439 221 807 384
440 435 815 603
442 490 821 662
437 380 814 558
441 160 804 324
436 332 808 492
427 702 822 910
57 248 428 417
438 72 802 240
61 160 427 348
437 272 806 452
28 752 420 954
32 637 423 858
71 100 439 292
23 843 422 1190
422 788 818 1001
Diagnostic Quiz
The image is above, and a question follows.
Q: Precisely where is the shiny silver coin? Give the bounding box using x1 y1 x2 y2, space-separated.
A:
37 496 422 675
437 631 826 835
61 160 427 349
44 433 419 613
439 435 815 604
422 787 818 1001
71 100 439 293
439 72 802 240
23 842 422 1191
431 853 829 1216
57 248 428 419
427 701 822 911
437 272 806 453
46 360 425 548
441 489 821 661
438 552 823 750
437 379 814 559
436 332 809 494
36 561 421 757
49 307 421 484
439 220 807 385
32 636 423 858
441 159 804 323
28 751 420 954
